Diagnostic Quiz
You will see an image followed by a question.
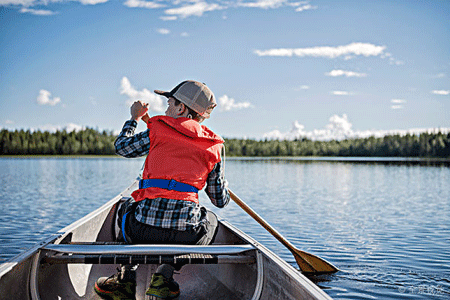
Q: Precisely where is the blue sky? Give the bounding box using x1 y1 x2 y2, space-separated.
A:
1 0 449 140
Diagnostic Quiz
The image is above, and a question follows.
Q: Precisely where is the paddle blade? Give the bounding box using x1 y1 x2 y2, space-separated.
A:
293 248 339 274
228 189 338 274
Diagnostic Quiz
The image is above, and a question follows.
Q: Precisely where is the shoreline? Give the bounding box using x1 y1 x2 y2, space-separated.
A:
1 155 449 165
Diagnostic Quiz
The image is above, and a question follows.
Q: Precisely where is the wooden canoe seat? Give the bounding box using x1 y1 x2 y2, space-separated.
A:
40 243 256 265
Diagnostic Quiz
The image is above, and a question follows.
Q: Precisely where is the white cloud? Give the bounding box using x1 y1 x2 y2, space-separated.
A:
431 73 446 79
180 32 189 37
120 77 165 112
89 96 97 106
37 89 61 106
78 0 108 4
4 0 315 17
390 99 406 109
156 28 170 34
3 0 107 17
65 123 84 132
2 0 107 10
218 95 253 111
264 114 353 141
254 42 387 59
123 0 164 9
0 0 35 5
20 7 57 15
331 91 351 96
5 120 14 124
35 123 84 133
164 1 224 18
263 114 450 141
238 0 287 9
263 121 305 140
389 57 404 65
325 69 367 77
238 0 316 10
295 3 316 12
297 85 310 90
431 90 450 95
160 15 177 21
322 114 353 139
391 99 406 104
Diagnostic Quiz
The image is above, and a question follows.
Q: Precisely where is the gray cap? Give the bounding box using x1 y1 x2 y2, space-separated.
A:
155 80 217 119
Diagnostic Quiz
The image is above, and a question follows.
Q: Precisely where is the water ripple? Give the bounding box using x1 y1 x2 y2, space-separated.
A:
1 158 449 299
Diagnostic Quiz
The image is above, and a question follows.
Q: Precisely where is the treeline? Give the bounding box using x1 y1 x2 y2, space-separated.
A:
1 129 450 158
225 132 450 158
0 128 116 155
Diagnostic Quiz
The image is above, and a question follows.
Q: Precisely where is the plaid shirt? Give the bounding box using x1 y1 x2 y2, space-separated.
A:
115 120 229 231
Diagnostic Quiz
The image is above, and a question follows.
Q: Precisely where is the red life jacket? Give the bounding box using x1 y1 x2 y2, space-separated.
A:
131 116 224 204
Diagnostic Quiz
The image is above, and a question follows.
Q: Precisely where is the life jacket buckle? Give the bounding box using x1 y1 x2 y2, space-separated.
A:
168 179 177 191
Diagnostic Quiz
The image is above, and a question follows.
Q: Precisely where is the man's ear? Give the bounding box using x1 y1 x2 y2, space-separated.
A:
177 103 186 115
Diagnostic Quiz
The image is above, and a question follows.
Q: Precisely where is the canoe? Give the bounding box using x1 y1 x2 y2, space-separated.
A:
0 179 332 300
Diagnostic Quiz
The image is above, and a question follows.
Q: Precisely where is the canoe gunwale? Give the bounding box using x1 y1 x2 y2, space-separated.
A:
0 232 61 281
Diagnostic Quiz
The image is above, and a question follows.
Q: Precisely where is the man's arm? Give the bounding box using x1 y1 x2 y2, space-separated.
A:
114 101 151 158
205 162 230 208
114 120 150 158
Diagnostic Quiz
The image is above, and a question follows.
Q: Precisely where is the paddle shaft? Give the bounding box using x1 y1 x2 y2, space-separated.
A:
228 189 338 274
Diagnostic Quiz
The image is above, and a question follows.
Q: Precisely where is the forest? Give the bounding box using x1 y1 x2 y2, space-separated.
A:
0 128 116 155
1 128 449 158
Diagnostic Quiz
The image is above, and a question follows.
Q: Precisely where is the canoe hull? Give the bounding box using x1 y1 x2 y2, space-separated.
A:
0 180 332 300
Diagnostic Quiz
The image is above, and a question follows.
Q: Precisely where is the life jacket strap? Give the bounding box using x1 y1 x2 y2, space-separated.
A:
139 179 199 193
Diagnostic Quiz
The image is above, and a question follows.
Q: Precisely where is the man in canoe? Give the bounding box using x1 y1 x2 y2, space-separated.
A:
94 80 230 299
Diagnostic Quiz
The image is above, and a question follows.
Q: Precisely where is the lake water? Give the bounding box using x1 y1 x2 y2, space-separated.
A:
0 157 449 299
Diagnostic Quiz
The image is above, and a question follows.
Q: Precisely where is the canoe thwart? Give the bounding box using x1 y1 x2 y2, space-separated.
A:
41 253 256 265
42 244 255 255
41 244 257 265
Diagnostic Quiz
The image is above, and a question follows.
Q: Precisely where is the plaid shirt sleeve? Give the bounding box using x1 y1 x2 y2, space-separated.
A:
206 161 230 208
114 120 150 158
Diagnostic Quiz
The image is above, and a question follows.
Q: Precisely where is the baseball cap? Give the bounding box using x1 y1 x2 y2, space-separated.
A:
154 80 216 119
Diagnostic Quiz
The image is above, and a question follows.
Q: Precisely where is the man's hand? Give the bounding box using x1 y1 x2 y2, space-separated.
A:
142 113 150 123
130 101 149 122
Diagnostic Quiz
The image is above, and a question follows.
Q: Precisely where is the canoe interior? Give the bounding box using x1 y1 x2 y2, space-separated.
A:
0 181 332 300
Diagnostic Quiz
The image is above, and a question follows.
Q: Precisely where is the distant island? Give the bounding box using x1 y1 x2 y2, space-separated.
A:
1 128 449 158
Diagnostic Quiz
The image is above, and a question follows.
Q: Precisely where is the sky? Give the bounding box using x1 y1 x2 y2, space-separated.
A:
1 0 449 140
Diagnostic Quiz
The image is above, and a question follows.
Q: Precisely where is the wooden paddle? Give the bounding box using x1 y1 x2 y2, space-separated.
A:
229 189 339 274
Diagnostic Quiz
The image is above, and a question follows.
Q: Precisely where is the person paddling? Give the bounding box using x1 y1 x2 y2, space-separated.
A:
94 80 230 300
